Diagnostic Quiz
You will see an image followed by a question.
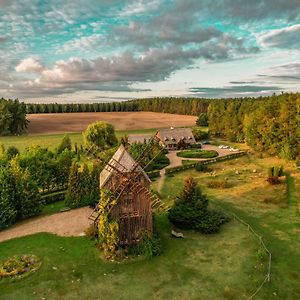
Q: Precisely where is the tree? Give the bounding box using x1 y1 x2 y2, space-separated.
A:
0 98 28 135
196 113 208 126
83 121 118 152
56 135 72 154
65 163 82 208
10 158 43 220
0 166 17 229
168 177 228 233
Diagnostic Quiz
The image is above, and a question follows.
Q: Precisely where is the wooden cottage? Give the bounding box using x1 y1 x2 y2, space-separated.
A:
99 145 153 245
155 127 196 150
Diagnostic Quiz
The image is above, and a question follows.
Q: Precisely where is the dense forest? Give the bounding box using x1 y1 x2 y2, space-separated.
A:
207 93 300 160
0 98 28 135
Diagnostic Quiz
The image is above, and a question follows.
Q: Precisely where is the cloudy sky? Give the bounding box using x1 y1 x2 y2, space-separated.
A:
0 0 300 102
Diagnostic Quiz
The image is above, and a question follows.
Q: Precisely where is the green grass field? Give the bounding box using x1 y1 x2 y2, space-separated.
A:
0 128 157 152
157 154 300 299
0 215 265 300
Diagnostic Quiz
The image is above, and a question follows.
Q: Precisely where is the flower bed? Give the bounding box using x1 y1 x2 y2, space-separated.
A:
0 255 41 279
177 149 218 159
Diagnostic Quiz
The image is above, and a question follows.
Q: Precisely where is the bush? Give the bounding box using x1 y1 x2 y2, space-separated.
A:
56 135 72 154
41 191 66 204
147 170 160 180
192 128 209 141
196 113 208 127
168 177 229 234
207 179 230 189
6 146 19 160
267 165 284 185
195 163 209 172
127 231 162 258
177 149 218 159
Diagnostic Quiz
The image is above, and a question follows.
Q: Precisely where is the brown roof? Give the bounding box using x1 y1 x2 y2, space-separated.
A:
100 145 151 188
156 128 196 145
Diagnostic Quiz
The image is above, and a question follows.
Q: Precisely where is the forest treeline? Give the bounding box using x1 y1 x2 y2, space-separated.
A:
26 101 139 114
208 93 300 160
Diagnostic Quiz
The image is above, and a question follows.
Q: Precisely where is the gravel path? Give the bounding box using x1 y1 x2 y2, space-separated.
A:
0 207 93 243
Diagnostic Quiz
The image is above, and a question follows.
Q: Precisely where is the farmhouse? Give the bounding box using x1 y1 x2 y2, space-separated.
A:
99 145 153 245
155 127 196 150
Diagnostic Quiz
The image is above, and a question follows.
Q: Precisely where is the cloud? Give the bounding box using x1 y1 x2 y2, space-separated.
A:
258 63 300 83
189 85 282 98
174 0 300 22
15 57 45 73
58 34 102 53
259 24 300 49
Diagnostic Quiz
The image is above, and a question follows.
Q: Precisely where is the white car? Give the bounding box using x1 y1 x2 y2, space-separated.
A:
229 148 239 152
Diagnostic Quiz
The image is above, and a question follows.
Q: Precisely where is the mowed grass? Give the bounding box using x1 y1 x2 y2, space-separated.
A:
0 128 157 152
158 154 300 299
0 215 265 300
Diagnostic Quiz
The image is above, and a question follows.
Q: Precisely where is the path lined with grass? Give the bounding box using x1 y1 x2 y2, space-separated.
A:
0 207 92 243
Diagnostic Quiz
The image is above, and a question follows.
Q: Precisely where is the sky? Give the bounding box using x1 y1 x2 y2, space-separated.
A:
0 0 300 103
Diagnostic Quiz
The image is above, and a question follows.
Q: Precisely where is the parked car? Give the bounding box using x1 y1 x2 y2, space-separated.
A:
202 140 211 145
229 148 239 152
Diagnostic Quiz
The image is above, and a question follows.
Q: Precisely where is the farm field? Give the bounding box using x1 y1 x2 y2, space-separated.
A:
27 112 197 134
156 154 300 299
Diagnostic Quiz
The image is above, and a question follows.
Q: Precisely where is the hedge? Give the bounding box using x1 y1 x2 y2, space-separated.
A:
165 151 247 174
147 170 160 180
41 190 66 204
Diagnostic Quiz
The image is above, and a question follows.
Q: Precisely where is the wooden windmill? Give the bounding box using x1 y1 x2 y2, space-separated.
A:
89 137 162 245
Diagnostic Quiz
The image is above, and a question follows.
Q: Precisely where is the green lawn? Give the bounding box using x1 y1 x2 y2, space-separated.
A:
0 128 157 152
0 215 265 300
157 154 300 299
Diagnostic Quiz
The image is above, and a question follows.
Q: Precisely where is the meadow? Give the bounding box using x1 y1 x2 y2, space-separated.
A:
157 154 300 299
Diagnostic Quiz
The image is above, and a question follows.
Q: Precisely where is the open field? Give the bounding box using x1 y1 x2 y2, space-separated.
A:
157 154 300 299
27 112 197 135
0 215 265 300
0 128 157 152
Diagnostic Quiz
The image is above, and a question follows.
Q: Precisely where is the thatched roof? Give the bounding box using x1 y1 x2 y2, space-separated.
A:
100 145 151 188
156 128 196 145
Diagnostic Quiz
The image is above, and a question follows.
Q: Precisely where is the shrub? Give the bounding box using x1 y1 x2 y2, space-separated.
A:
207 179 230 189
6 146 19 160
147 170 160 180
192 128 209 141
177 149 218 159
168 177 229 234
127 231 162 258
196 113 208 127
267 165 284 185
56 135 72 154
195 163 209 172
0 167 17 229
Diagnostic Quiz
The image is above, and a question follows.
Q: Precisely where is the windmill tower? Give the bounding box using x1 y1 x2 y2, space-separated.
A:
89 139 160 245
